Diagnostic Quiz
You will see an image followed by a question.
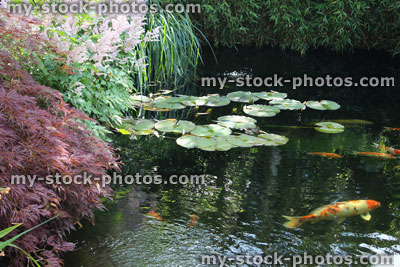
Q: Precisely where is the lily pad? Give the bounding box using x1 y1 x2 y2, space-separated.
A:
131 95 152 106
306 100 341 110
191 124 232 137
117 119 155 135
177 96 207 106
120 119 155 131
227 91 259 103
270 99 305 110
217 115 257 129
155 119 196 134
202 95 231 107
243 105 281 117
151 97 186 110
176 135 233 151
314 122 345 134
176 135 197 149
254 91 287 100
258 133 289 146
226 134 262 147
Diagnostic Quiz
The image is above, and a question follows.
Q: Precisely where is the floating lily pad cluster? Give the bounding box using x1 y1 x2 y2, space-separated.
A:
177 133 288 151
132 94 231 110
119 90 344 151
116 115 289 151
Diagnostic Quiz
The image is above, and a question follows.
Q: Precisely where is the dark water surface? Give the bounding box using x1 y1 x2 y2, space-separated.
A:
65 48 400 266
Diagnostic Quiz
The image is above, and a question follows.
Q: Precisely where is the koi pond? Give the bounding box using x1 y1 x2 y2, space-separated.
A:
66 47 400 266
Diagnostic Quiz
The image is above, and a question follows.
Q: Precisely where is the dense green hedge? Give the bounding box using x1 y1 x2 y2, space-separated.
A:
166 0 400 55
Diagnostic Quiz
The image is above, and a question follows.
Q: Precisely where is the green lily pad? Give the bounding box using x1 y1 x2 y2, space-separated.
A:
177 96 207 106
270 99 305 110
155 119 196 134
176 135 197 149
131 95 151 103
226 134 262 147
191 124 232 137
243 105 281 117
131 95 152 106
176 135 233 151
151 97 186 110
117 119 155 136
227 91 259 103
120 119 155 131
314 122 345 133
306 100 341 110
217 115 257 129
258 133 289 146
202 95 231 107
254 91 287 100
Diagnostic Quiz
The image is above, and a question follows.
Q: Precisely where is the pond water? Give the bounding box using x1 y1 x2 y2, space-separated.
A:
65 47 400 266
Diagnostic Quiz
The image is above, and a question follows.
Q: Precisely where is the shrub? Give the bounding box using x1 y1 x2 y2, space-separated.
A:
0 12 120 266
169 0 400 55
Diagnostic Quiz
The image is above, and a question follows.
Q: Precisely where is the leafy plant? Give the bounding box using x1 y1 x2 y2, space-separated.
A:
0 217 57 267
0 48 119 266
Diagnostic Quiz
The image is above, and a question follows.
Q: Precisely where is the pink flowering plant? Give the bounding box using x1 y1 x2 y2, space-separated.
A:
3 2 160 139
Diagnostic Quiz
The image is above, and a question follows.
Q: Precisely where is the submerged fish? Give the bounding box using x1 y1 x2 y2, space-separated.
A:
308 152 342 158
148 211 164 221
189 213 199 228
378 145 400 156
385 127 400 131
356 152 395 159
283 200 381 229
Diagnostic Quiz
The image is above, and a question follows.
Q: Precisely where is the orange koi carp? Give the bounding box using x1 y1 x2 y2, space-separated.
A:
308 152 342 158
378 145 400 156
283 200 380 229
386 127 400 131
148 211 164 221
189 213 199 228
356 152 395 159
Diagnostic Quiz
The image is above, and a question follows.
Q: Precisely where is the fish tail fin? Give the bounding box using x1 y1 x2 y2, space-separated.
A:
282 215 303 229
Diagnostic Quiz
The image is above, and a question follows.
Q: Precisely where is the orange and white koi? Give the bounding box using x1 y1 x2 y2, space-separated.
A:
356 152 395 159
283 200 381 229
189 213 199 228
378 145 400 156
148 211 164 221
308 152 342 158
385 127 400 131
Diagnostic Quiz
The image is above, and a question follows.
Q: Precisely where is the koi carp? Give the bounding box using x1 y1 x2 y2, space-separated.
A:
385 127 400 131
378 145 400 156
283 200 381 229
308 152 342 158
148 211 164 221
189 213 199 228
356 152 395 159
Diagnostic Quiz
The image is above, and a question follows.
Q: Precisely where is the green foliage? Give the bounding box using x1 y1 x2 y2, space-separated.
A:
0 217 57 267
170 0 400 55
138 0 204 92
